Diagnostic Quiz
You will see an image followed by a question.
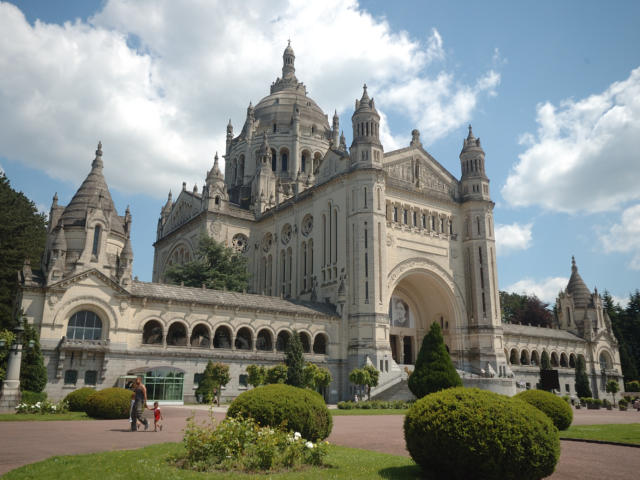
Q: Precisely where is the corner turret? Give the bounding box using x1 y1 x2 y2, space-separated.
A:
460 125 490 201
350 84 383 169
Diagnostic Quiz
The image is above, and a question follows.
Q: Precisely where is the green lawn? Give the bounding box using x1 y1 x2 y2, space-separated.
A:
0 411 92 422
560 423 640 445
4 442 420 480
331 409 408 416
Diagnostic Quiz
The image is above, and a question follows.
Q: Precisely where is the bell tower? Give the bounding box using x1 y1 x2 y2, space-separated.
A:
350 84 383 169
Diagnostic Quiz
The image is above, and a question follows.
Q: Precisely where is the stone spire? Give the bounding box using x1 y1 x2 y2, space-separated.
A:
566 256 591 308
332 110 340 147
282 40 296 80
60 142 124 234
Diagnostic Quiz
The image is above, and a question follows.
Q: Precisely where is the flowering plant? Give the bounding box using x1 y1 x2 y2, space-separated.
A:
15 399 67 414
178 411 329 472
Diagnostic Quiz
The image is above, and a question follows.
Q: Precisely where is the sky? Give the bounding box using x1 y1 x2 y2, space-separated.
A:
1 0 639 307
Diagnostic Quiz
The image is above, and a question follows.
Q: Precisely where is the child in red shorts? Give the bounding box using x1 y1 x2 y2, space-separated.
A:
151 401 163 431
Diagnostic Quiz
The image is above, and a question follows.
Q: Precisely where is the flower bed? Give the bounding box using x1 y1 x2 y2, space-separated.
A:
15 400 66 414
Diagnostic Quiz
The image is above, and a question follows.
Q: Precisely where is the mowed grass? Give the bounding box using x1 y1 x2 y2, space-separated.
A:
4 442 421 480
560 423 640 445
331 409 408 416
0 411 92 422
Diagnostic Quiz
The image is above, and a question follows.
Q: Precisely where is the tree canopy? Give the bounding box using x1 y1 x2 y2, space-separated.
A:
408 322 461 399
285 330 304 387
574 354 592 398
0 174 47 330
165 234 249 292
500 291 553 327
348 364 379 400
604 290 640 382
196 361 230 404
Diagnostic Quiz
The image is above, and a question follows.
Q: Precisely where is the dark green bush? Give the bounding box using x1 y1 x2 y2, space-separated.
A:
85 387 132 419
514 390 573 430
63 387 97 412
227 384 332 441
20 390 47 404
404 387 560 480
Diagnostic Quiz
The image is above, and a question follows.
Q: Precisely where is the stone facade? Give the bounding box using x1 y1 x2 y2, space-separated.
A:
17 43 622 403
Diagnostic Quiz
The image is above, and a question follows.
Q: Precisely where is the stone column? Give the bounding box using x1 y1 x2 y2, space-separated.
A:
0 338 23 412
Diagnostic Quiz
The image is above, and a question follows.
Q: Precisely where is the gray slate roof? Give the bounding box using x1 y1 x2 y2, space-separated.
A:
130 281 338 318
502 323 584 342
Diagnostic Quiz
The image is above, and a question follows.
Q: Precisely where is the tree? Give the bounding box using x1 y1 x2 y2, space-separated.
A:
285 330 305 387
408 322 462 399
165 234 249 292
574 355 592 398
302 363 332 398
20 320 47 393
246 364 266 387
265 364 288 384
607 289 640 383
0 329 15 382
538 350 552 391
605 379 620 406
362 364 379 400
196 361 230 405
499 291 553 327
0 174 47 331
348 368 368 399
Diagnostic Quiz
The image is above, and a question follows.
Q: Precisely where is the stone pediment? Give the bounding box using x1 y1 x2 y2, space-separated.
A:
383 148 458 197
164 191 202 233
47 268 130 296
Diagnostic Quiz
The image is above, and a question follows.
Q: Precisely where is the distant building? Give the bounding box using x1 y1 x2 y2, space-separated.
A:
18 44 621 403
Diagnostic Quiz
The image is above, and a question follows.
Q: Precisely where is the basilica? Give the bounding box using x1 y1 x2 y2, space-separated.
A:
17 44 622 403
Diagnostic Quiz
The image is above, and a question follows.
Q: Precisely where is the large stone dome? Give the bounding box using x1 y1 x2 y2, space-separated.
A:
566 257 592 308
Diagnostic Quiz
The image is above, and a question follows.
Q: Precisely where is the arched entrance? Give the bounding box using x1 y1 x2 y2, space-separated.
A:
387 269 458 366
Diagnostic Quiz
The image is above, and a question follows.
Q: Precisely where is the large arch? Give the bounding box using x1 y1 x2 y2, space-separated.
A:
167 321 188 346
386 260 465 364
213 325 232 349
313 333 328 354
276 330 291 352
142 320 163 345
190 323 210 348
256 328 273 351
235 326 253 350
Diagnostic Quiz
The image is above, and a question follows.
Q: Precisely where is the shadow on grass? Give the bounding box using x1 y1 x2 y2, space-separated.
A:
378 464 424 479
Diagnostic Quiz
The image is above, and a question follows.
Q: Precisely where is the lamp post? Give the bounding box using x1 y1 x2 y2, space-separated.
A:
0 324 26 412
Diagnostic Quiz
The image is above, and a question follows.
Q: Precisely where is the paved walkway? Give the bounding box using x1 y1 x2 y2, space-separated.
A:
0 407 638 478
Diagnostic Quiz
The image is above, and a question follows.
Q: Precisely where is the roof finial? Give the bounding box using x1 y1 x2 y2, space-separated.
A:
92 141 104 169
467 124 474 139
571 255 577 273
96 141 102 156
214 151 219 166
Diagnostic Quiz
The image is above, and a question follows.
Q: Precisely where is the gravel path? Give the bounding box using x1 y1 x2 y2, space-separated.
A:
0 406 638 478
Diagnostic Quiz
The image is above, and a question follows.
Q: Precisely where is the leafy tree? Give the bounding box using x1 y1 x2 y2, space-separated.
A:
574 355 592 398
196 361 230 405
362 364 379 400
246 364 266 387
0 174 47 330
408 322 462 399
303 363 332 394
165 234 249 292
605 379 620 406
348 368 368 399
265 364 288 384
0 329 15 381
606 289 640 382
538 350 552 390
499 291 553 327
285 330 304 387
20 320 47 393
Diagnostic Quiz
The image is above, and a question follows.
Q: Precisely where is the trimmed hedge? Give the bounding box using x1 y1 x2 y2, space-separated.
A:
404 387 560 480
514 389 573 431
85 387 132 419
227 384 332 441
64 387 97 412
20 390 47 404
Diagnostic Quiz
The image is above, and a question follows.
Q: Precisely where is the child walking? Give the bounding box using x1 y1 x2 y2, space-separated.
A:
151 401 163 431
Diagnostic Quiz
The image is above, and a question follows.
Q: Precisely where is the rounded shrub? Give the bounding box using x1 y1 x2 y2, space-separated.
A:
63 387 96 412
227 384 332 441
85 387 132 419
20 390 47 404
404 387 560 480
514 389 573 430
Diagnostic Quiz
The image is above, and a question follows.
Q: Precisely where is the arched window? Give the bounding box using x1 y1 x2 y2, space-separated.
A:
256 329 273 351
550 352 559 367
235 327 252 350
213 326 232 349
313 333 328 354
276 331 290 352
190 324 210 348
569 353 576 369
300 332 311 353
509 348 518 365
520 350 530 365
142 320 163 345
281 151 288 172
67 311 102 340
167 322 187 346
599 351 613 371
92 225 101 256
531 351 540 366
271 148 277 171
560 353 568 368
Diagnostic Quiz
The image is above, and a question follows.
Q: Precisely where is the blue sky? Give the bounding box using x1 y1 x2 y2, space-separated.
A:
2 0 639 305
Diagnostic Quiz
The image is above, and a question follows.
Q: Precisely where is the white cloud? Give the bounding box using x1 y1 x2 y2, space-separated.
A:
0 0 500 198
504 277 568 304
503 67 640 213
599 203 640 270
494 222 533 255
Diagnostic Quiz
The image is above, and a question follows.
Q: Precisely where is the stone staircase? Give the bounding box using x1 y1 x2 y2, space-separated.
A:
371 379 415 401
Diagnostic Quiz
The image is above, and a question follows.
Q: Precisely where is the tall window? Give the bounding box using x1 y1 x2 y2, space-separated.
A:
67 310 102 340
281 152 288 171
92 225 101 256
